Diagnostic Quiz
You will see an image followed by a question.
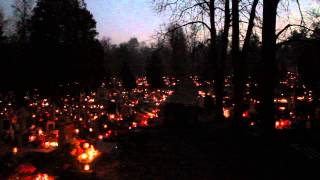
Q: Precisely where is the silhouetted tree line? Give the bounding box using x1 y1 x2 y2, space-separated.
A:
146 48 164 89
282 25 320 98
100 27 208 89
0 0 104 97
1 0 210 95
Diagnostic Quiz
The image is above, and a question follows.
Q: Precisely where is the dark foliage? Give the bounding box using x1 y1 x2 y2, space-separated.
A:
297 41 320 96
0 10 4 42
146 49 164 88
120 62 136 89
168 24 187 78
27 0 104 94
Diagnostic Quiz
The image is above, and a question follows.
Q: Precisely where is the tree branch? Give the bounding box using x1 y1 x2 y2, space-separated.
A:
169 21 211 32
276 24 315 39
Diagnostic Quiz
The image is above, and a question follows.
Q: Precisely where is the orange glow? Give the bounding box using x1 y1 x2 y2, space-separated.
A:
12 147 18 154
44 142 50 148
274 98 288 103
275 119 291 129
83 143 90 149
132 122 138 128
38 129 43 136
198 91 206 97
147 112 156 118
223 108 231 119
80 153 88 160
279 98 288 103
29 135 36 142
35 173 49 180
49 142 58 147
84 164 90 171
109 114 115 119
77 144 99 164
297 96 305 101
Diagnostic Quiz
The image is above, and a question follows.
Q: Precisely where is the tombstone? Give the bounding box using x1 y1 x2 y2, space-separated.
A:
58 121 75 146
17 107 30 135
96 88 108 102
46 121 56 134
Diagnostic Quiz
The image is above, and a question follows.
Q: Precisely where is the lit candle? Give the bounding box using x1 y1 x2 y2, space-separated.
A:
84 164 90 171
83 142 90 149
12 147 18 154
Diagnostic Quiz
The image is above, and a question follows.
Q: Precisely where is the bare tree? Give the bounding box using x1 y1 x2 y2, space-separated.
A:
232 0 259 130
0 8 4 42
153 0 231 120
12 0 34 43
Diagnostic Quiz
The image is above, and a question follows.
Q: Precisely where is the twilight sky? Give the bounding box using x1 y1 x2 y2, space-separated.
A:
85 0 166 44
0 0 166 44
1 0 319 44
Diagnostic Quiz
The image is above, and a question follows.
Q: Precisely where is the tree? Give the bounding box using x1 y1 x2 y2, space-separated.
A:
245 33 261 77
215 0 230 122
286 29 320 98
127 37 145 76
121 62 137 89
118 44 137 89
128 37 139 50
274 8 320 98
154 0 225 120
0 8 4 42
146 49 164 88
259 0 280 134
167 24 188 78
100 37 114 76
232 0 259 130
12 0 34 43
0 9 7 92
231 0 241 129
29 0 104 94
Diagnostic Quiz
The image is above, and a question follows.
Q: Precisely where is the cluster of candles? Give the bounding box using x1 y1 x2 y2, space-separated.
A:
70 141 100 172
191 71 315 129
1 76 177 174
273 71 314 129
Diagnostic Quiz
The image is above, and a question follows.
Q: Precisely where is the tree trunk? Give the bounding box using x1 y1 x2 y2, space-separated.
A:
242 0 259 57
232 0 259 131
209 0 224 121
216 0 230 122
231 0 242 129
260 0 280 134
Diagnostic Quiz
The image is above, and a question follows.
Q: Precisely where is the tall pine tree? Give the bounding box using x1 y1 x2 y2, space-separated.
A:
29 0 104 94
